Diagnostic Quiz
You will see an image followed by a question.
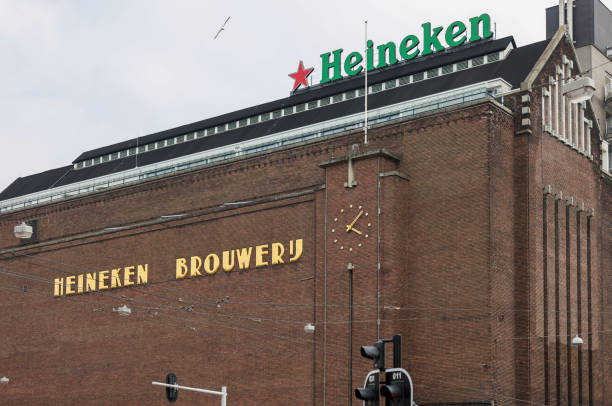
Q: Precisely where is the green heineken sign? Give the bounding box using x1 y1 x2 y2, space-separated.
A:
320 13 493 84
289 13 494 91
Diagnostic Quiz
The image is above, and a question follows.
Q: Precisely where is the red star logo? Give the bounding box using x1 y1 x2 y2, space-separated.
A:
289 61 314 92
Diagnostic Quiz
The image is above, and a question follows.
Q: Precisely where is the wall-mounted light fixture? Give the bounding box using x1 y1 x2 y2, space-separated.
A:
571 334 584 345
13 222 33 239
0 376 9 384
563 76 596 103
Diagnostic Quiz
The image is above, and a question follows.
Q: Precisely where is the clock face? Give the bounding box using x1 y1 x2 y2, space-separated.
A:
330 204 372 251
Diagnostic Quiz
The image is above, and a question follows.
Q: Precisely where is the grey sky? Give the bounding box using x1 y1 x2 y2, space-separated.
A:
0 0 605 192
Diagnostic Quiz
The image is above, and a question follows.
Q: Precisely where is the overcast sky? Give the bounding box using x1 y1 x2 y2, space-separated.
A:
1 0 608 192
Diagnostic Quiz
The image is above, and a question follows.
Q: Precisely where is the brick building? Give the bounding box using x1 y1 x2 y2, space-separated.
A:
0 18 610 406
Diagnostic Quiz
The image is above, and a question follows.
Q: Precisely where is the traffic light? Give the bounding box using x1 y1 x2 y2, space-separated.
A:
361 340 385 370
380 369 412 406
355 369 379 406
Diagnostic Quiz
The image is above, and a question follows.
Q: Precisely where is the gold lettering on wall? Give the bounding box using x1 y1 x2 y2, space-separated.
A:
53 264 149 297
175 239 304 280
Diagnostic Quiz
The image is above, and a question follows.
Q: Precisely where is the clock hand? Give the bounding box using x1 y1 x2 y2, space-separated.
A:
347 210 364 229
350 227 362 235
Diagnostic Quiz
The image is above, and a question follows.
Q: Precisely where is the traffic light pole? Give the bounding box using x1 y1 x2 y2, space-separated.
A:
152 381 227 406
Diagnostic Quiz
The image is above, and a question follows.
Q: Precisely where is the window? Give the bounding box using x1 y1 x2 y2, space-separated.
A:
119 150 127 158
146 144 155 152
111 152 120 159
249 115 259 124
166 138 175 146
155 141 164 149
385 80 396 89
204 128 214 136
239 118 248 127
196 130 205 138
320 97 331 106
93 157 101 164
472 56 484 66
399 75 411 85
283 106 294 115
261 112 271 121
85 160 92 167
426 68 439 78
228 121 237 130
442 65 453 74
308 100 318 109
296 103 306 112
371 83 383 93
413 72 424 82
487 52 500 62
456 60 468 71
345 90 356 99
358 88 365 96
76 162 84 169
272 110 282 119
332 94 343 103
128 147 136 155
138 145 146 153
216 125 226 133
103 155 110 162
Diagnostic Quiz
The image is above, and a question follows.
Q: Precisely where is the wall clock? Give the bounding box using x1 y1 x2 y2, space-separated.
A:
330 204 372 251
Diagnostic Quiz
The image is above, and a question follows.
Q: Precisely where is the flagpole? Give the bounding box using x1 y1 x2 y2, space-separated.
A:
364 20 368 145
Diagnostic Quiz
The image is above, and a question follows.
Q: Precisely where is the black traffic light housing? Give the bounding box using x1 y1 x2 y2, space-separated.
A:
361 340 386 370
165 373 178 403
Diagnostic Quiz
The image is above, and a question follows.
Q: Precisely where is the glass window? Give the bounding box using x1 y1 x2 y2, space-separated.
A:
196 130 205 138
399 75 410 85
472 56 484 66
358 88 365 96
345 90 356 99
456 60 468 71
320 97 331 106
102 155 110 162
239 118 248 127
249 115 259 124
85 160 92 167
308 100 318 109
272 110 282 119
216 125 226 133
112 152 120 159
413 72 424 82
76 162 84 169
205 128 214 136
487 52 500 62
176 135 185 143
228 121 237 130
166 138 175 146
155 141 164 149
128 147 136 155
93 157 101 164
261 112 271 121
119 150 127 158
371 83 383 93
283 107 294 115
296 103 306 112
138 145 146 153
426 68 439 78
442 65 453 74
332 94 343 103
385 80 396 89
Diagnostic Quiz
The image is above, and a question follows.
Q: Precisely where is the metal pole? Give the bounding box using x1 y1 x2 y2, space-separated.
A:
364 20 368 145
152 381 226 397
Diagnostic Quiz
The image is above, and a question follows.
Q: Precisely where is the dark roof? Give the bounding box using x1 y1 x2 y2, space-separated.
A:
73 36 516 163
0 36 550 202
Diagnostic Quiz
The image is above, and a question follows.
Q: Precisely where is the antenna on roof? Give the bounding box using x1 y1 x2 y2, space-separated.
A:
364 20 369 145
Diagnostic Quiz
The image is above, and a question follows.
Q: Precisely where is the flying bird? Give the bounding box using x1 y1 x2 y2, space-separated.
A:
213 16 231 39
